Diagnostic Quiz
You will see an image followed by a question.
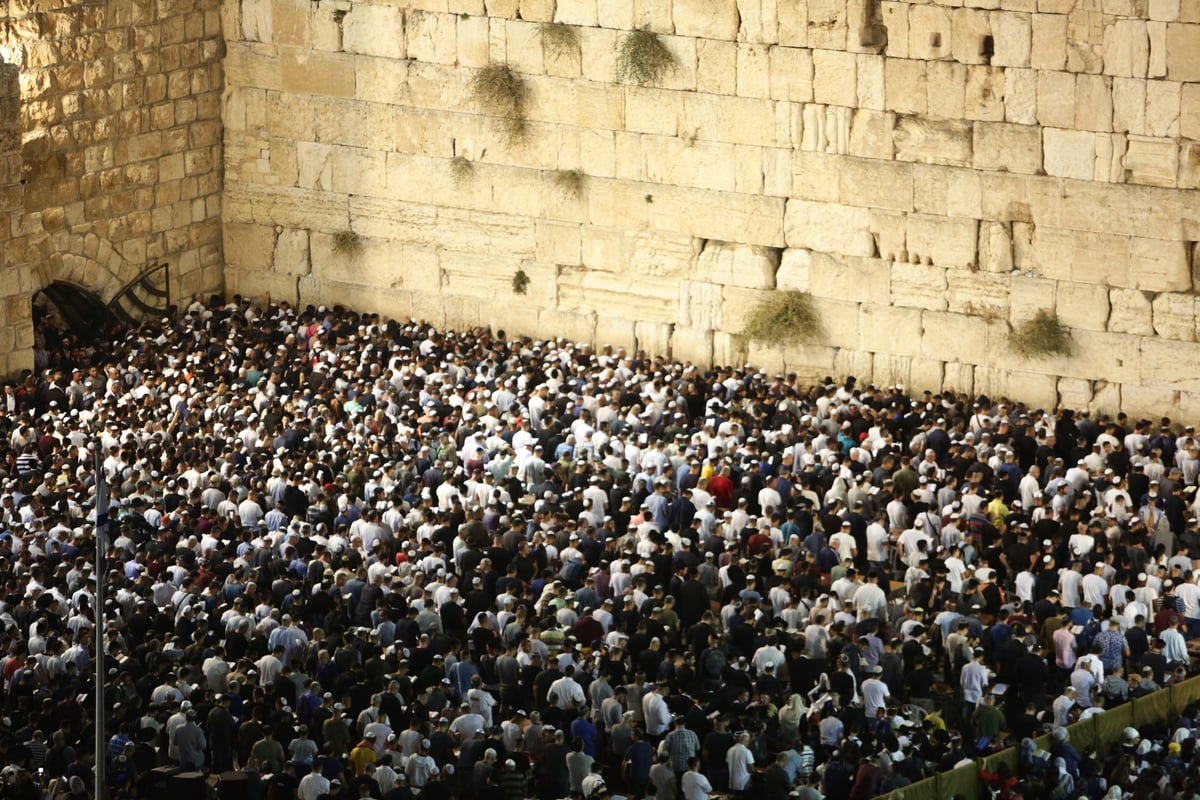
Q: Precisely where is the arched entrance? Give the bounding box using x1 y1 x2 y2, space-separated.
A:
33 281 120 345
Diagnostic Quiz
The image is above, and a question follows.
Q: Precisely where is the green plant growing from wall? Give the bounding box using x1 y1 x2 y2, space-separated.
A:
552 168 585 198
331 229 362 258
1009 310 1073 358
512 268 530 295
469 63 529 143
449 156 474 185
740 290 822 346
541 22 579 55
617 27 675 85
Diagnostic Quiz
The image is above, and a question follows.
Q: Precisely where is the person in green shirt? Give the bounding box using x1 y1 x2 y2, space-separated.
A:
971 692 1006 743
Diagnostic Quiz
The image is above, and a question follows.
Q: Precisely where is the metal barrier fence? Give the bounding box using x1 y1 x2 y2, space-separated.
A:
876 675 1200 800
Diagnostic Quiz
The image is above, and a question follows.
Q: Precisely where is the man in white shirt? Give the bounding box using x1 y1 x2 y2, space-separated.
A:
642 683 673 738
861 666 891 717
298 762 330 800
548 665 588 710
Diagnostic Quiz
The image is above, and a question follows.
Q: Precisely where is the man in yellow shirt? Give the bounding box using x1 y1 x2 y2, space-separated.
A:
351 731 379 776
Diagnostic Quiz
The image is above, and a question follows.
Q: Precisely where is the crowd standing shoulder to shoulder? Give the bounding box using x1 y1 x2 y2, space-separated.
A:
4 295 1200 800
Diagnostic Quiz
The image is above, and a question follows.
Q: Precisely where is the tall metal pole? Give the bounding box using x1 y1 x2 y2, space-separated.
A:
94 446 107 799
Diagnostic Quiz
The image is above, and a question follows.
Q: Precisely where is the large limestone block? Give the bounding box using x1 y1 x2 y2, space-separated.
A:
694 242 780 289
777 0 808 47
869 210 907 261
344 5 405 59
241 0 273 42
946 269 1010 319
809 253 890 305
223 221 276 269
1108 288 1154 335
964 66 1006 121
1036 70 1075 129
580 27 619 83
906 214 979 269
635 320 674 357
1166 23 1200 80
1123 136 1178 187
791 151 843 203
807 0 849 50
1031 12 1066 70
536 308 596 345
1129 237 1191 292
1104 19 1150 78
274 228 310 276
922 310 989 363
812 49 858 108
440 249 526 301
670 325 714 365
1182 142 1200 189
1112 78 1147 134
859 303 923 357
889 261 948 311
848 109 896 160
776 248 810 291
485 0 520 18
1139 338 1200 394
1008 274 1055 325
840 158 912 211
977 220 1013 273
1146 81 1181 137
909 5 953 61
1005 68 1038 125
992 10 1031 67
330 145 388 197
737 43 771 99
683 280 725 330
893 117 973 167
556 267 680 323
519 0 556 22
977 367 1058 410
1043 128 1095 179
697 39 737 95
1185 85 1200 138
972 122 1041 174
870 354 913 391
721 286 775 333
1075 74 1113 132
535 221 582 265
783 199 875 257
884 59 927 116
407 12 458 65
1151 293 1196 342
951 8 992 66
680 93 778 147
781 344 837 381
673 0 740 39
924 62 967 119
769 46 814 102
555 0 596 26
857 54 885 111
737 0 780 44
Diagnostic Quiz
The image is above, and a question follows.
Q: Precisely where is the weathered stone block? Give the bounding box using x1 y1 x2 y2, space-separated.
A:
894 117 973 167
812 49 857 108
673 0 740 39
1129 237 1191 292
1005 68 1038 125
869 210 908 261
922 310 989 363
951 7 992 66
947 269 1010 319
993 10 1032 67
906 213 979 269
1108 288 1155 336
768 46 813 102
1009 274 1055 325
859 303 923 357
1043 128 1095 180
1139 337 1200 394
1166 23 1200 80
777 0 808 47
555 0 597 26
784 199 875 257
344 5 405 59
848 109 896 160
972 121 1042 175
884 58 927 116
1036 69 1075 129
1031 12 1066 70
809 253 890 305
908 5 953 61
1105 19 1150 78
1146 80 1181 137
1151 293 1196 342
776 248 811 291
977 220 1013 273
807 0 849 49
1123 136 1178 187
694 242 779 289
670 325 714 365
1112 78 1147 134
1075 74 1113 133
890 261 948 311
964 66 1006 122
697 39 737 95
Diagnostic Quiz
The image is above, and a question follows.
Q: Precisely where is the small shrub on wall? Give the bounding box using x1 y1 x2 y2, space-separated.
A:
551 169 585 198
449 156 473 185
741 291 822 346
469 63 529 143
1009 310 1073 358
331 229 362 258
617 27 675 86
512 269 530 295
541 22 579 55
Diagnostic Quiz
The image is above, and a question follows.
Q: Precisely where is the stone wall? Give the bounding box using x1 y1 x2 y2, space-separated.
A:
221 0 1200 417
0 0 226 375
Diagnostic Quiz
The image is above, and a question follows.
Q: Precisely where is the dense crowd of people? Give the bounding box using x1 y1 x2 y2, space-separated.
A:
3 294 1200 800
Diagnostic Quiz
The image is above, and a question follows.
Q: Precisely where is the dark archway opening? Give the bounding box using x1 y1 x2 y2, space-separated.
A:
33 281 120 346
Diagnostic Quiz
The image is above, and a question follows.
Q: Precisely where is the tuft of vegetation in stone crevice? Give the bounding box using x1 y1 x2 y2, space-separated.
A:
617 27 675 85
541 22 579 55
468 63 529 143
740 290 822 346
449 156 474 185
551 168 586 198
512 268 530 295
331 229 362 258
1009 309 1073 358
